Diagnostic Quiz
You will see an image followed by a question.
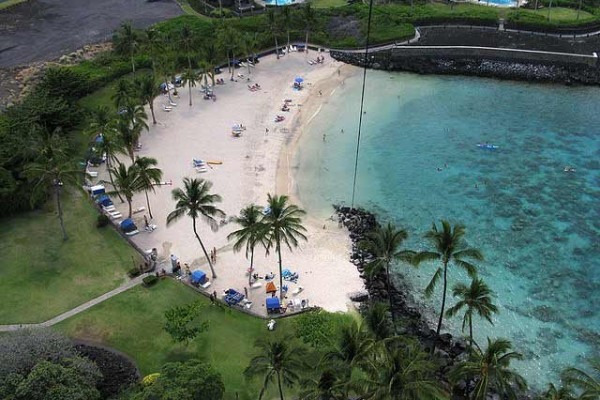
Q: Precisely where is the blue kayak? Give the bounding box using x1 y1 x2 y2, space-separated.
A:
477 143 499 150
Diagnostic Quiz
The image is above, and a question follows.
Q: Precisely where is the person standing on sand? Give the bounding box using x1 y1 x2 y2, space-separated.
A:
213 247 217 263
323 133 326 142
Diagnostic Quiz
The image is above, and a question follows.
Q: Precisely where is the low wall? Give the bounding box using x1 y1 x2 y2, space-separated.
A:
331 45 600 85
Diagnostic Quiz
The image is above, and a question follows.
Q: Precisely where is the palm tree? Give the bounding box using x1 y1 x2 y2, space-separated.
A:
113 21 143 75
561 359 600 400
446 277 498 348
323 320 373 370
282 6 292 52
244 336 307 400
227 204 267 285
181 68 198 107
364 302 393 341
134 157 162 219
179 25 196 70
539 383 574 400
202 43 220 87
135 74 159 125
25 133 81 241
361 222 415 324
115 112 147 163
303 4 316 54
300 369 346 400
412 221 483 346
449 338 526 400
242 33 259 79
267 9 280 60
105 162 141 218
87 106 111 136
216 23 240 81
146 27 165 76
166 178 225 278
357 339 448 400
92 122 125 202
112 79 133 110
263 194 307 300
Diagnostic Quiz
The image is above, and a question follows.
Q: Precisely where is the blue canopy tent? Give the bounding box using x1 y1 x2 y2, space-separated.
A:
191 270 207 285
294 77 304 83
266 297 281 313
120 218 137 233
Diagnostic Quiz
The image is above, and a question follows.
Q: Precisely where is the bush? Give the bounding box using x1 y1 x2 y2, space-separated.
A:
143 275 159 286
97 214 110 228
293 310 353 348
128 268 142 278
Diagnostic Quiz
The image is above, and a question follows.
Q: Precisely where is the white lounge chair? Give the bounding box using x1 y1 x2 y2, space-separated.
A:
201 281 212 289
250 281 263 289
125 230 139 236
86 170 98 178
169 101 178 107
109 212 122 219
133 206 146 214
163 105 172 112
103 205 116 212
196 167 208 173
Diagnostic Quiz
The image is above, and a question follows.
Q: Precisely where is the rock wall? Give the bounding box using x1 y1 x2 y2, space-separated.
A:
331 47 600 85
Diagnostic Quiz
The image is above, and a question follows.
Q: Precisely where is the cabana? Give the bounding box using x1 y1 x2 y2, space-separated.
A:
120 218 138 236
191 270 207 285
266 297 281 313
90 184 105 196
96 194 112 207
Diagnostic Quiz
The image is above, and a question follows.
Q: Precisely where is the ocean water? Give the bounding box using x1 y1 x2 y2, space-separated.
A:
294 70 600 389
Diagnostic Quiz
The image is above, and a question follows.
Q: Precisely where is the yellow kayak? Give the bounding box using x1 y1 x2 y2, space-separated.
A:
207 161 223 165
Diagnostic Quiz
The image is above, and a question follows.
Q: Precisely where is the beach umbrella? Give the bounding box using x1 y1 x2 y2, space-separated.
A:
294 77 304 83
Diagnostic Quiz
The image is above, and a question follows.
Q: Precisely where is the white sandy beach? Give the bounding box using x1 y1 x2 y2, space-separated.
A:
94 51 364 315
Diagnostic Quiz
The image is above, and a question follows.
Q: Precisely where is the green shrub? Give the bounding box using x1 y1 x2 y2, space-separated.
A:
143 275 159 286
128 268 142 278
293 310 353 348
96 214 110 228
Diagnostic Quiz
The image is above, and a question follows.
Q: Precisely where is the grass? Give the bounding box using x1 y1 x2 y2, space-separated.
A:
309 0 348 9
522 7 595 22
0 0 27 10
56 279 306 400
0 191 140 324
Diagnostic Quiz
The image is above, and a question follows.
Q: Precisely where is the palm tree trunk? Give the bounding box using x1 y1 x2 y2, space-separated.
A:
144 190 153 219
164 76 173 102
193 217 217 278
188 82 193 107
287 30 290 52
230 53 236 81
277 240 284 301
435 262 449 350
128 147 135 163
276 371 285 400
385 262 396 324
249 247 254 286
275 36 280 59
469 314 474 349
107 158 124 203
126 196 133 218
131 53 136 76
305 32 309 54
577 0 582 20
55 184 67 241
149 101 157 125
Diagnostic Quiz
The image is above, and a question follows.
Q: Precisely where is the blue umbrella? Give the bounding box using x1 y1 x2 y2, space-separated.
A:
294 77 304 83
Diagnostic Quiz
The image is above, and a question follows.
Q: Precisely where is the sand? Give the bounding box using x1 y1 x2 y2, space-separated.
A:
92 51 364 315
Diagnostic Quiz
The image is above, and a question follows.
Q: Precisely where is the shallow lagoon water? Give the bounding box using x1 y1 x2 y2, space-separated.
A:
295 70 600 389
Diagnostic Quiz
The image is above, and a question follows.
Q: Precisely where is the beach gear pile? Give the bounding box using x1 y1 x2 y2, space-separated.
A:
192 158 208 173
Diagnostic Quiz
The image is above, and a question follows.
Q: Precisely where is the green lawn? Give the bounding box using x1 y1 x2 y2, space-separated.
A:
309 0 348 9
56 279 306 400
0 191 140 324
0 0 27 10
511 7 597 24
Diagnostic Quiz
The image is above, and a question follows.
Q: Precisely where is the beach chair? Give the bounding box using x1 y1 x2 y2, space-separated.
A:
125 229 139 236
162 105 172 112
133 206 146 214
86 170 98 178
169 100 178 107
103 205 116 212
292 286 304 295
109 212 122 219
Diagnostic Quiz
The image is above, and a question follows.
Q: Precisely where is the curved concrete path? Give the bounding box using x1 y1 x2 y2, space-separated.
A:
0 273 149 332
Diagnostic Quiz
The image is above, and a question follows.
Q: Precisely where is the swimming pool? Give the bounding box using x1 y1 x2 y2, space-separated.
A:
262 0 304 5
470 0 518 7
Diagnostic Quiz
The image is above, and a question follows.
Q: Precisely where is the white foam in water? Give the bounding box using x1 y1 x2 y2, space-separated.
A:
295 70 600 390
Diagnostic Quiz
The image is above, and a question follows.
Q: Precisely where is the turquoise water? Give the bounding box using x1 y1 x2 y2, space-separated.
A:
295 71 600 389
263 0 302 5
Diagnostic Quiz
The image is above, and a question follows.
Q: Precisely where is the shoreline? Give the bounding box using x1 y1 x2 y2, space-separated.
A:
96 52 366 315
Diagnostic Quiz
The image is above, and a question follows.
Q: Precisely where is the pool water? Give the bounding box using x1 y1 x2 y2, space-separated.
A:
295 70 600 389
263 0 303 5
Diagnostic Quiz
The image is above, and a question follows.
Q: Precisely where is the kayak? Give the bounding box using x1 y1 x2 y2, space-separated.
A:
477 143 499 150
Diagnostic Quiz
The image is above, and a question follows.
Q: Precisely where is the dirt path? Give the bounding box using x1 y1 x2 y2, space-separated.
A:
0 0 182 68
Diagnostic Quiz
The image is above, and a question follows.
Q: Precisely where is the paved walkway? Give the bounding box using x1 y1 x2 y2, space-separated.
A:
0 273 149 332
